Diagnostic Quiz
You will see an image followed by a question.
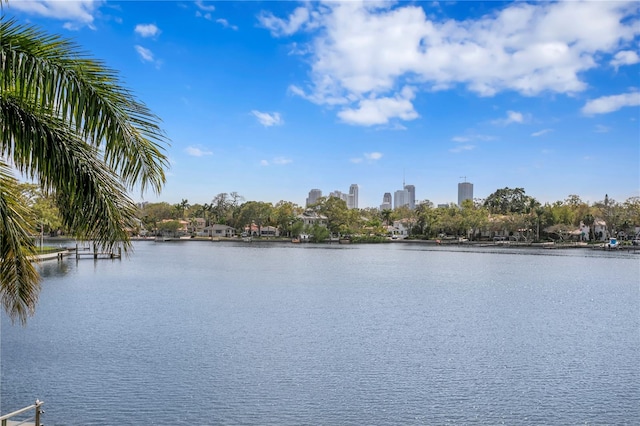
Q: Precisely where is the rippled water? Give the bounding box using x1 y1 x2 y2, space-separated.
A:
2 242 639 425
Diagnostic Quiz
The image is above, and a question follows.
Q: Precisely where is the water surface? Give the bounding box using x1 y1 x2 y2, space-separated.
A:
2 242 639 425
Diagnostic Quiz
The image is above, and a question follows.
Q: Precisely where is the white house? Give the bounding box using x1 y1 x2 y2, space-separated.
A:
204 224 236 238
187 218 207 235
260 226 280 237
297 211 328 227
386 220 412 239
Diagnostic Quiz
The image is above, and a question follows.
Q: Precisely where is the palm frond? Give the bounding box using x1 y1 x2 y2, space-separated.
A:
0 161 40 325
1 17 170 194
1 95 136 252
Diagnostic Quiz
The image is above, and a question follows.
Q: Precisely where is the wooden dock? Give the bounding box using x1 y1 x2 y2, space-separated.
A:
74 243 122 259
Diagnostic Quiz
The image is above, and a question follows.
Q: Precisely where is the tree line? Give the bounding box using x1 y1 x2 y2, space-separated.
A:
24 186 637 243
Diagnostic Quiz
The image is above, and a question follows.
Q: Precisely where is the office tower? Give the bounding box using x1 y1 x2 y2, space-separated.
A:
458 181 473 207
306 189 322 207
329 190 348 203
404 184 415 209
380 192 392 210
394 189 410 209
348 184 359 209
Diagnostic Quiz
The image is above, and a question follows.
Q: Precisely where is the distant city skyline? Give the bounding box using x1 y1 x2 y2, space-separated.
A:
9 1 639 208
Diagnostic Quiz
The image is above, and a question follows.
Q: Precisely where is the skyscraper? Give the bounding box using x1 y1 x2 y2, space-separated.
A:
306 189 322 207
404 184 415 209
394 189 410 209
458 181 473 207
329 190 348 203
348 184 359 209
380 193 392 210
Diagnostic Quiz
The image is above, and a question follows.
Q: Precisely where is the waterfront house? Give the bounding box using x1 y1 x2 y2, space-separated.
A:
386 219 412 239
205 224 236 238
297 211 328 227
260 226 280 237
187 218 207 235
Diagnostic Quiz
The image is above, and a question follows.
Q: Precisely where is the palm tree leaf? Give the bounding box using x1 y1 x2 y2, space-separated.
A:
1 17 170 194
1 95 136 252
0 161 40 324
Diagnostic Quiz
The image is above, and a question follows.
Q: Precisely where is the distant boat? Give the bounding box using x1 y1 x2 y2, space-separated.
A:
291 238 300 243
242 236 253 242
606 238 619 249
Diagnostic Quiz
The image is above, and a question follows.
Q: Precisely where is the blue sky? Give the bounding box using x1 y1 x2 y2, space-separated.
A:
7 0 640 208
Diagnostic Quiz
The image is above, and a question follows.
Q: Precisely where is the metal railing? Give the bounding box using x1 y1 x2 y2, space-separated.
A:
0 400 44 426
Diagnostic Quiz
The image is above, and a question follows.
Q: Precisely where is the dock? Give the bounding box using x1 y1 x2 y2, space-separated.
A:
74 243 122 259
0 400 43 426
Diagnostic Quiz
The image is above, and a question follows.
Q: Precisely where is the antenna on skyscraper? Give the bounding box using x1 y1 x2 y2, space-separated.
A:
460 176 467 182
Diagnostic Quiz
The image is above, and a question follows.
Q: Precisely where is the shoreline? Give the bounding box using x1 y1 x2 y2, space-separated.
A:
125 236 640 252
38 236 640 253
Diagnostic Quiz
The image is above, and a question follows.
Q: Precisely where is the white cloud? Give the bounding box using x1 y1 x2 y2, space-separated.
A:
273 157 292 165
351 152 383 163
8 0 101 28
185 146 213 157
195 1 216 12
196 11 213 21
135 23 160 38
261 157 292 166
452 136 471 142
492 110 526 126
594 124 610 133
251 111 284 127
364 152 383 160
271 1 640 126
258 6 311 37
134 45 154 62
611 50 640 69
531 129 553 137
338 87 418 126
216 19 238 31
582 91 640 115
449 145 475 153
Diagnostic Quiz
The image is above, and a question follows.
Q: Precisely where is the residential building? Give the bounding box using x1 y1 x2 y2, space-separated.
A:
204 224 235 238
380 192 392 211
348 184 359 209
297 211 328 227
306 189 322 207
458 181 473 207
187 217 206 235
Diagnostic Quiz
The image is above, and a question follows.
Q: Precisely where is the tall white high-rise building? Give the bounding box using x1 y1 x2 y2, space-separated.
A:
458 181 474 207
394 189 410 209
306 189 322 207
380 192 392 210
404 184 415 209
348 184 359 209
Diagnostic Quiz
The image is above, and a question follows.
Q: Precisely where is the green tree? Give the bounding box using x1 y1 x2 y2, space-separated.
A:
381 209 393 227
139 202 173 234
273 200 302 237
1 19 169 322
484 187 533 214
237 201 273 236
460 199 489 241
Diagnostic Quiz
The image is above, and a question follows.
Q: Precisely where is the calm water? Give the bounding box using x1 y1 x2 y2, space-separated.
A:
1 242 639 425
